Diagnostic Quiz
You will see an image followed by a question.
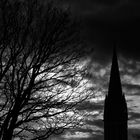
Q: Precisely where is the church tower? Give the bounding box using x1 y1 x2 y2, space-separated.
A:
104 47 128 140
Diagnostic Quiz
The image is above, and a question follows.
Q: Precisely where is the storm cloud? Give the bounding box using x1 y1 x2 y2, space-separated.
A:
59 0 140 63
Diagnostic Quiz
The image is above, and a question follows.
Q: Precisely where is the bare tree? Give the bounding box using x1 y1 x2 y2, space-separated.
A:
0 0 92 140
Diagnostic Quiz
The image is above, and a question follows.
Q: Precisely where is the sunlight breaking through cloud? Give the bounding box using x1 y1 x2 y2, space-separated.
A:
62 131 91 139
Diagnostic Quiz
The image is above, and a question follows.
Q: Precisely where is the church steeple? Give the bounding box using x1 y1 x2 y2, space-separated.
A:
108 47 122 97
104 45 128 140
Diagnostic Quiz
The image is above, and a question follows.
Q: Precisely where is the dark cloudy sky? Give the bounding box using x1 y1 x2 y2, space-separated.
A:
59 0 140 63
54 1 140 140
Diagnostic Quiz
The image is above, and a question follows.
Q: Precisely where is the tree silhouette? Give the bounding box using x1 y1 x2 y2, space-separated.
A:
0 0 91 139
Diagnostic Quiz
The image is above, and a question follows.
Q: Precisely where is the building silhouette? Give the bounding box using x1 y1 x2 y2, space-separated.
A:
104 47 128 140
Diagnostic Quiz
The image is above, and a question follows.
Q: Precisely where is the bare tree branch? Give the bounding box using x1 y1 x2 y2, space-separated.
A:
0 0 93 140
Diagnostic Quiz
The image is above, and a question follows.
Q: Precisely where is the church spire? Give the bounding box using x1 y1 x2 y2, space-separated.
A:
104 44 128 140
108 46 122 97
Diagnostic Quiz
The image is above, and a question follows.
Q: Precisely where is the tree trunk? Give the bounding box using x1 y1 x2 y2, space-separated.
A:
0 116 17 140
0 113 12 140
0 101 20 140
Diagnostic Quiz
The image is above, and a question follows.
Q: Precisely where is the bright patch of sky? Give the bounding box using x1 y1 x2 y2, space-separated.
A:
62 55 140 139
26 55 140 139
62 131 91 139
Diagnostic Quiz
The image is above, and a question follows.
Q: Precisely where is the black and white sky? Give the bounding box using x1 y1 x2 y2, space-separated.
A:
59 0 140 62
55 1 140 140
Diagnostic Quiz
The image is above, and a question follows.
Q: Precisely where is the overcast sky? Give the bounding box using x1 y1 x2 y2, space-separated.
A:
55 1 140 140
59 0 140 63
